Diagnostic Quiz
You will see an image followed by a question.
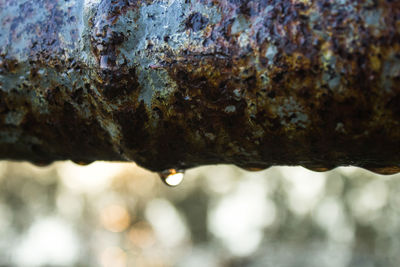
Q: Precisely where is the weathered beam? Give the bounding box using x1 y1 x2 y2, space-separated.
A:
0 0 399 174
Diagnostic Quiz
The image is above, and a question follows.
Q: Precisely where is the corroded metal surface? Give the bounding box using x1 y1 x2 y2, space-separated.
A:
0 0 399 174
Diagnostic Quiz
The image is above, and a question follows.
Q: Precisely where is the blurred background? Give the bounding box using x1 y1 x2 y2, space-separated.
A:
0 161 399 267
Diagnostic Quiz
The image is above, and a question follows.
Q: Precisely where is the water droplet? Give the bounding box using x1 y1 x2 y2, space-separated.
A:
243 167 263 172
100 56 110 70
159 169 184 187
303 165 335 172
364 166 400 175
32 160 52 167
306 167 331 172
72 160 93 166
240 165 269 172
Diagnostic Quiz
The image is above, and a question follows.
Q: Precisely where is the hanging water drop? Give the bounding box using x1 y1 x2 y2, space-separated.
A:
243 167 264 172
364 166 400 175
72 160 93 166
159 169 184 187
32 160 52 167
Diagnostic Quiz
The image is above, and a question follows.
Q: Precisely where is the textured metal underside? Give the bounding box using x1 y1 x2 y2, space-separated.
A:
0 0 399 174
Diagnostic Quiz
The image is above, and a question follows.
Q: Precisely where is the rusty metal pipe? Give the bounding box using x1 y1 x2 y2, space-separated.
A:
0 0 399 174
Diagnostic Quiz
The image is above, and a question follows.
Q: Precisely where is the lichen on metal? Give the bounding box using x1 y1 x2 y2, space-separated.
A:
0 0 399 174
